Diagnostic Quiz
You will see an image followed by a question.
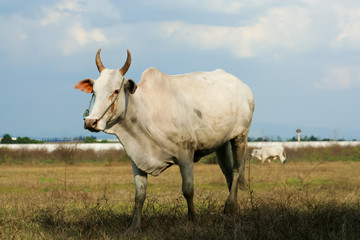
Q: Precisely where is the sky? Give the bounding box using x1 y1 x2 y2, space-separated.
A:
0 0 359 140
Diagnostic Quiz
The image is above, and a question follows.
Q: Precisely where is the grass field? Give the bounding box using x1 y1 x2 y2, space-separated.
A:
0 146 360 239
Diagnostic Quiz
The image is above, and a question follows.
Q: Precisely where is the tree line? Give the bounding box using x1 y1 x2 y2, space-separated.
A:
1 133 354 144
0 134 43 144
248 135 349 142
0 134 109 144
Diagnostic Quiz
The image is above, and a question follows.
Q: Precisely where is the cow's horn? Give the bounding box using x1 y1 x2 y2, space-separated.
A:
119 49 131 76
95 48 105 73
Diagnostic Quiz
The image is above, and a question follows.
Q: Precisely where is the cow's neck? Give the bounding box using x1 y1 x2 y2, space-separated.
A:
104 90 159 157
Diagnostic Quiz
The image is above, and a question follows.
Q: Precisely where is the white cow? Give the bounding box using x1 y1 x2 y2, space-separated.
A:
251 146 287 164
74 49 254 234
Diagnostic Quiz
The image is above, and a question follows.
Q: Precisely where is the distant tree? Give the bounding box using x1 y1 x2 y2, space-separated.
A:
322 138 332 141
84 136 97 143
16 137 29 143
15 136 43 144
1 134 13 144
288 137 297 142
309 135 318 141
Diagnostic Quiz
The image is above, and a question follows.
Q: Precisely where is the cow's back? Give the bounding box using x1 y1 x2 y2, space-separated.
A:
262 147 284 156
138 67 254 151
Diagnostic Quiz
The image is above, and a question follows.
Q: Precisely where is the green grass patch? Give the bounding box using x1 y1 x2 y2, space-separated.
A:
286 177 301 186
252 182 281 190
285 145 360 162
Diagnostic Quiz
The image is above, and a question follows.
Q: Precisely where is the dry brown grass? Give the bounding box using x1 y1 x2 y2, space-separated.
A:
0 146 129 165
1 160 360 239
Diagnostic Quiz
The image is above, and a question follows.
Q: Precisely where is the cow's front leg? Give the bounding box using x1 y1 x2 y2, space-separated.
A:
125 161 148 235
179 161 195 221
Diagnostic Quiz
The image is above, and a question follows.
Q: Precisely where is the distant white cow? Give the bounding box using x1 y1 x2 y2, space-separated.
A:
251 146 286 164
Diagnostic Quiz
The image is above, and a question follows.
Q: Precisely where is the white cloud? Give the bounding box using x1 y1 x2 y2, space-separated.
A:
39 0 116 55
161 6 313 58
0 0 120 60
146 0 243 14
1 0 359 61
61 21 106 55
41 0 85 26
57 0 86 12
315 66 360 89
199 0 243 14
331 6 360 49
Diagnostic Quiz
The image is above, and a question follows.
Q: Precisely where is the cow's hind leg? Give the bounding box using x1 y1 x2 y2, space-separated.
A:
216 141 233 191
179 160 195 221
224 133 248 215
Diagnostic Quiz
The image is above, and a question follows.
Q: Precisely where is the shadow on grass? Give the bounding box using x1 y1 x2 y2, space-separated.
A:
33 197 360 240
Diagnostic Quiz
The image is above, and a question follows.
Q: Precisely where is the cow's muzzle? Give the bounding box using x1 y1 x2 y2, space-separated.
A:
84 118 100 132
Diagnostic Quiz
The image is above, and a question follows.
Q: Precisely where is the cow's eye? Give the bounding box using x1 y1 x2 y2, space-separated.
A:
114 89 119 94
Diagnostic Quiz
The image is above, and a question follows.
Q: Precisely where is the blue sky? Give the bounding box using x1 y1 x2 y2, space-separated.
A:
0 0 359 140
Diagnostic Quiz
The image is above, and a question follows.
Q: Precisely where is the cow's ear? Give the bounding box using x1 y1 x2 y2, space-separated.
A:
127 79 137 94
74 79 95 93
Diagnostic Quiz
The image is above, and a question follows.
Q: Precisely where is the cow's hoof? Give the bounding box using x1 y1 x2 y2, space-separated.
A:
124 224 141 236
239 184 248 191
224 200 240 216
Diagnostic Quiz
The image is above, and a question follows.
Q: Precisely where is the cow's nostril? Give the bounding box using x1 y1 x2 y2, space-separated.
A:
91 119 98 128
84 118 99 131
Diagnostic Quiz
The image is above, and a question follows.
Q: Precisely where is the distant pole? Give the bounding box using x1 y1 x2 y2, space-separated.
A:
296 129 301 142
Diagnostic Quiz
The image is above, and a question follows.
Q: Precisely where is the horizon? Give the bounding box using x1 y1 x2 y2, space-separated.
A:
1 127 359 142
